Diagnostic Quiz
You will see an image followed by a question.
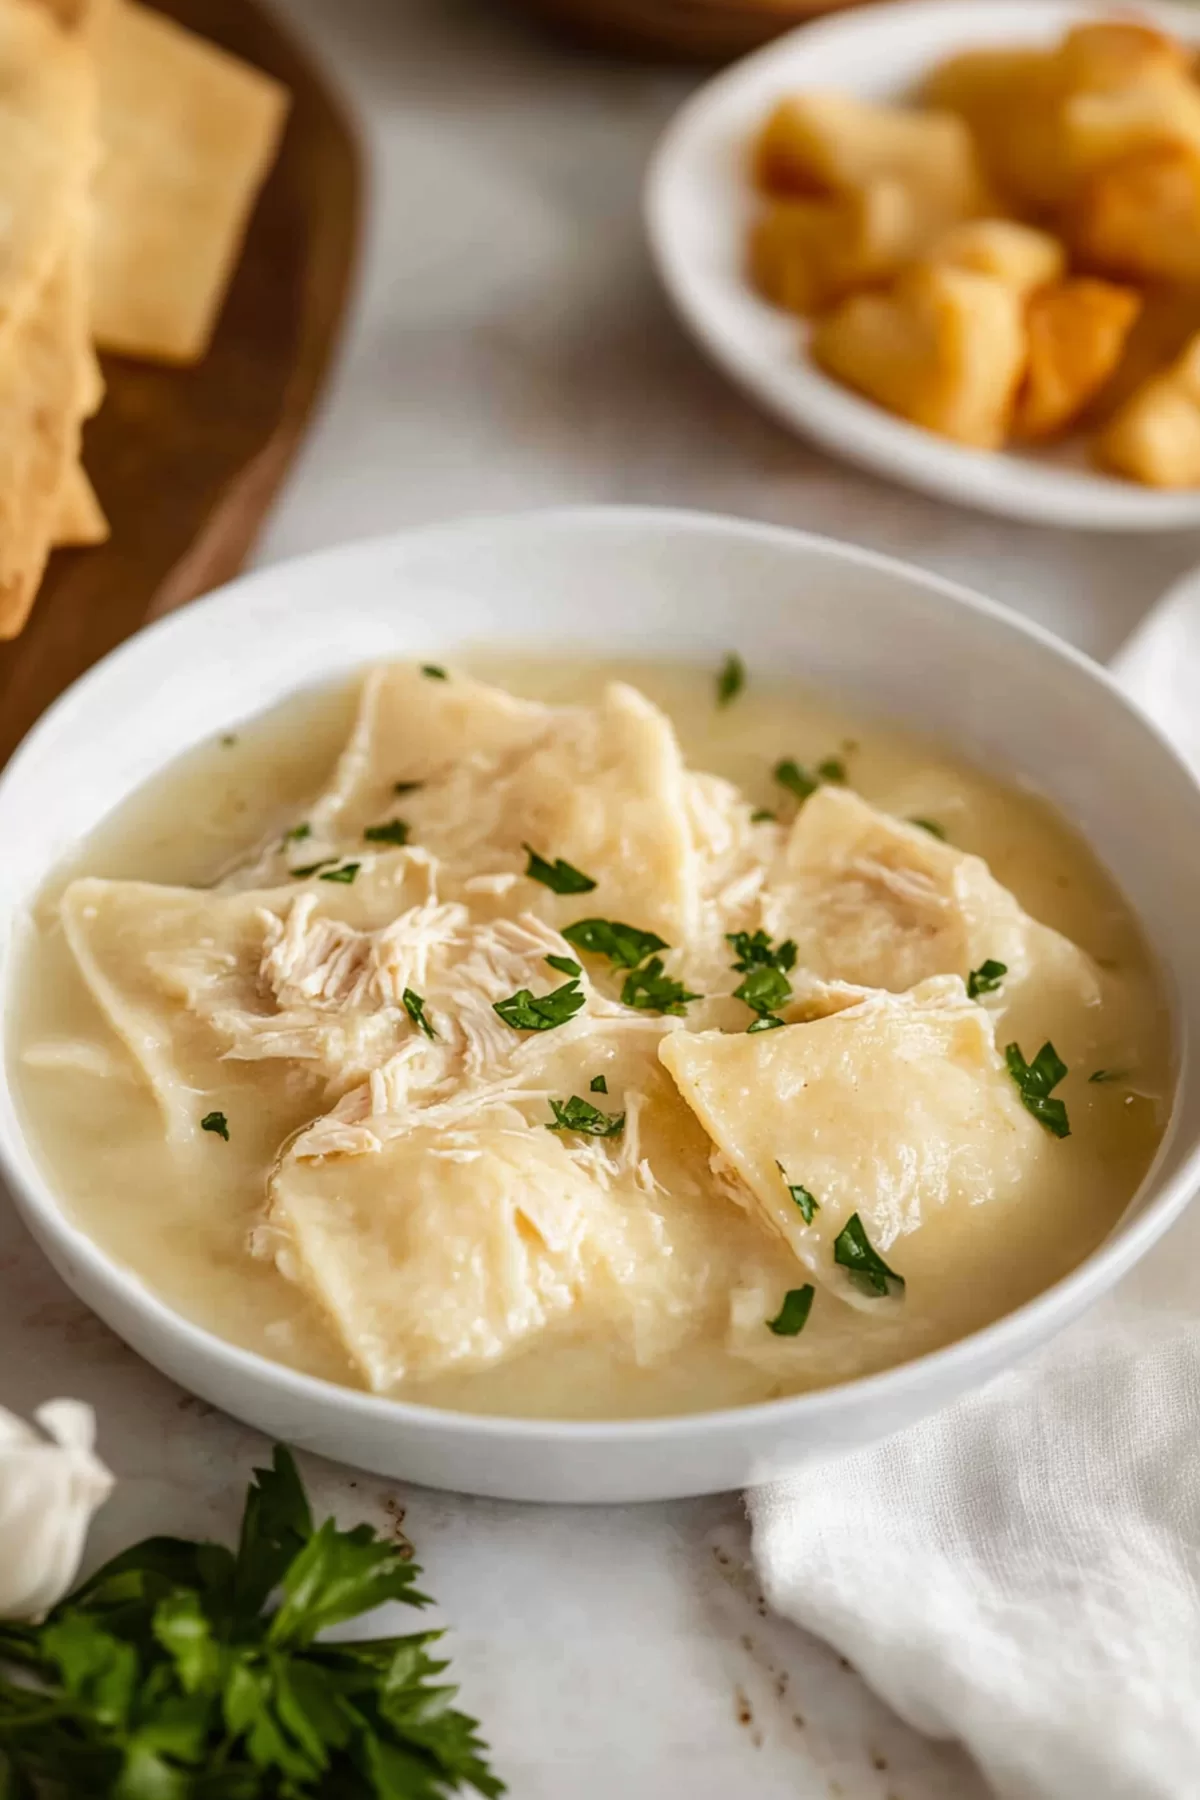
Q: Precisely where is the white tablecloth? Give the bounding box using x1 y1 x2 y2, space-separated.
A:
5 3 1200 1794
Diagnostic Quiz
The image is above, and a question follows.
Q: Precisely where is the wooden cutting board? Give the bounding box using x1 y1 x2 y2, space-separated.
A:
0 0 360 768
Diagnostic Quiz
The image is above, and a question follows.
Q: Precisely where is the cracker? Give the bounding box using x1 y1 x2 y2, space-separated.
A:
0 0 94 357
54 462 109 547
0 242 91 638
91 1 289 364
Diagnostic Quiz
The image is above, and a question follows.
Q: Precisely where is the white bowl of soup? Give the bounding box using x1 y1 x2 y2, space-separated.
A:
1 507 1198 1503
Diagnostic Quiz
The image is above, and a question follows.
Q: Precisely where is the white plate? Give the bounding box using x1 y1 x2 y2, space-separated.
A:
3 507 1200 1502
645 0 1200 531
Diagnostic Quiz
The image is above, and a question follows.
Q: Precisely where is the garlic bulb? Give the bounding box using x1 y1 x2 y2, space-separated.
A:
0 1399 113 1620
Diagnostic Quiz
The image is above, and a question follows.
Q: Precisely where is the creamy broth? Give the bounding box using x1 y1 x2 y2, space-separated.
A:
8 660 1172 1419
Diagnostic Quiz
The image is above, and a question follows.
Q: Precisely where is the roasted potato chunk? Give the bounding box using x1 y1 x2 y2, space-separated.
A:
811 262 1026 449
753 91 987 221
927 218 1064 295
1063 75 1200 181
922 47 1068 216
1057 21 1190 95
1086 285 1200 425
750 178 960 317
1013 277 1141 440
1097 334 1200 485
1071 145 1200 283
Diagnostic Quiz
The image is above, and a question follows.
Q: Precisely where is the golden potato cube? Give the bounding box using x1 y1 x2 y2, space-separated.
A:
1097 332 1200 485
753 90 987 221
750 179 944 316
921 48 1069 216
1086 285 1200 425
926 218 1064 295
1071 145 1200 283
811 262 1026 449
1063 75 1200 181
1057 21 1189 95
1013 277 1141 440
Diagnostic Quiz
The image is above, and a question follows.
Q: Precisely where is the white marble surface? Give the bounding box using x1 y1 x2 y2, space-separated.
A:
5 1 1200 1794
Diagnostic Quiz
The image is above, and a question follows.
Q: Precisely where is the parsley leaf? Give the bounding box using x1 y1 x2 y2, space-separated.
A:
834 1213 905 1297
767 1286 815 1337
318 863 360 885
620 957 699 1017
1006 1040 1070 1137
747 1014 785 1032
403 988 436 1040
494 978 585 1032
363 819 410 846
590 1074 608 1093
774 758 818 802
750 808 776 823
422 664 447 680
727 929 796 974
283 822 311 845
910 817 947 840
545 953 581 978
547 1096 625 1138
393 780 423 795
562 917 668 970
200 1112 229 1141
0 1445 502 1799
967 958 1007 999
1089 1068 1126 1084
289 857 338 879
523 844 597 896
734 965 791 1018
817 757 846 783
776 1161 819 1223
716 652 745 707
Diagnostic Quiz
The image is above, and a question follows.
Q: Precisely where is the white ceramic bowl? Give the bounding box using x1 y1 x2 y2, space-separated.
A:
646 0 1200 531
2 507 1200 1503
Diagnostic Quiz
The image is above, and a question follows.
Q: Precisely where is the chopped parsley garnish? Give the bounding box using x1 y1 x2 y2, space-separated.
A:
318 862 360 884
834 1213 905 1297
547 1095 625 1138
620 957 699 1017
562 917 668 969
735 964 791 1018
282 821 311 845
910 817 947 840
220 732 237 747
817 757 847 784
967 958 1007 999
774 758 818 803
747 1014 786 1033
546 953 582 978
363 819 410 846
200 1111 229 1141
776 1161 819 1223
494 977 586 1032
767 1285 815 1336
1089 1067 1126 1084
716 652 745 707
751 808 776 823
523 844 597 895
422 664 447 679
403 987 436 1039
727 929 796 974
590 1074 608 1093
289 857 338 879
393 779 423 795
1006 1040 1070 1136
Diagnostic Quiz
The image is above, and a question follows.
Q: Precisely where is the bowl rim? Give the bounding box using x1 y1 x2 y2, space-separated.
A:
2 501 1198 1446
643 0 1200 533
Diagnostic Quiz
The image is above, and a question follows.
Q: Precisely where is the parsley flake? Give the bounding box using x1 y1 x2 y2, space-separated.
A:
1006 1040 1070 1136
734 963 792 1032
767 1285 815 1336
590 1074 608 1093
910 817 947 840
403 988 436 1039
621 957 699 1017
563 917 668 969
494 978 586 1032
967 958 1008 999
546 953 582 978
200 1111 229 1141
282 822 311 845
393 779 423 795
547 1095 625 1137
363 819 410 846
319 862 360 885
776 1161 819 1223
727 929 797 974
1089 1067 1126 1084
751 808 777 823
716 652 745 707
834 1213 905 1297
220 732 237 747
523 844 597 895
289 857 338 879
747 1014 786 1032
774 758 818 802
422 664 447 679
817 757 847 783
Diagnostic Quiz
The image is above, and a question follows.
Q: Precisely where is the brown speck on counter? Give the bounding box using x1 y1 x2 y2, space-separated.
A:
712 1545 731 1568
838 1654 853 1672
734 1685 753 1728
871 1749 888 1771
383 1495 413 1558
739 1632 753 1653
792 1712 806 1731
774 1671 788 1698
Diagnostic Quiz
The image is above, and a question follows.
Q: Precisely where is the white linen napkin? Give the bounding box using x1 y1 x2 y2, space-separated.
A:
749 577 1200 1800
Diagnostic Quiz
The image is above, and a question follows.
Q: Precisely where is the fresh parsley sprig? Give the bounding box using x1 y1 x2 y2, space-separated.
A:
774 757 846 805
967 959 1007 999
0 1446 501 1799
562 918 667 971
493 978 586 1032
522 846 597 896
834 1213 905 1298
716 653 744 708
726 930 797 976
766 1286 815 1337
620 958 699 1017
1006 1041 1071 1137
776 1161 818 1224
546 1096 625 1138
